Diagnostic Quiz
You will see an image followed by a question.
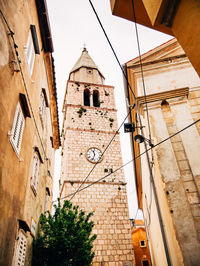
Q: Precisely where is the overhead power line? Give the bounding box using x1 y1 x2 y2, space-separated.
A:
0 10 54 179
69 109 132 201
56 118 200 202
88 0 136 101
131 0 154 162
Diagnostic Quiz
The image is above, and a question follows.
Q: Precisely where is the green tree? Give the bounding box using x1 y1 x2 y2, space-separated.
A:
32 200 97 266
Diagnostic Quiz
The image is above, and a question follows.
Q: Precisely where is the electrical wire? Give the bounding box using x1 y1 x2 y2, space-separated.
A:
0 10 47 158
69 109 132 201
131 0 154 161
70 0 155 202
133 207 139 221
55 117 200 202
69 0 140 201
88 0 136 102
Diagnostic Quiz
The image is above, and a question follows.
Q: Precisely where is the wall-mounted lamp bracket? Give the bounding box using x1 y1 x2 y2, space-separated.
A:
124 123 135 133
134 134 154 147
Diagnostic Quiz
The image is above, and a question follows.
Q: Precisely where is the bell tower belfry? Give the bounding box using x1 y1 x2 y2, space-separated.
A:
60 48 135 265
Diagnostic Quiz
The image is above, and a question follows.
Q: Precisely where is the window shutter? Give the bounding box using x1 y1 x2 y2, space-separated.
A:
31 154 40 194
13 230 27 266
39 91 46 127
25 31 35 76
10 103 25 157
44 189 49 212
30 25 40 54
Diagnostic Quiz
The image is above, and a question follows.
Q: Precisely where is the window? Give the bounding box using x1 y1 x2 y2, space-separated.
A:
84 89 90 106
142 260 149 266
30 152 40 194
24 25 39 76
10 102 25 157
39 89 48 127
93 90 99 107
87 69 93 74
140 240 146 247
44 187 50 212
48 136 54 166
13 230 27 266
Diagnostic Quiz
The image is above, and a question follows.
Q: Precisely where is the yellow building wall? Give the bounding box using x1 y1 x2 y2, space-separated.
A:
132 226 151 266
0 0 59 265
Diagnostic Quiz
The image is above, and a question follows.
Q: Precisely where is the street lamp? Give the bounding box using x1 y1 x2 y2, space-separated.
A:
134 134 154 148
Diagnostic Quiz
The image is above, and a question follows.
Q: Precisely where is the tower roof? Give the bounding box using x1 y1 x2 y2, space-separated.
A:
70 48 104 78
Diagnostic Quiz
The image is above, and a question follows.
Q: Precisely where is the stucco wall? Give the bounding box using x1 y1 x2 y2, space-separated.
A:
126 40 200 266
0 1 59 265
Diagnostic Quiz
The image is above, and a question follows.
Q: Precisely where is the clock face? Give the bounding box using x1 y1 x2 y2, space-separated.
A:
86 147 103 163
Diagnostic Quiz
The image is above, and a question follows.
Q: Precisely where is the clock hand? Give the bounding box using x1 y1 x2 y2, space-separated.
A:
92 150 95 160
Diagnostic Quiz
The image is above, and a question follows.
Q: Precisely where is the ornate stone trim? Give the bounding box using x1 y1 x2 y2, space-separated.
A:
136 87 189 106
65 127 119 135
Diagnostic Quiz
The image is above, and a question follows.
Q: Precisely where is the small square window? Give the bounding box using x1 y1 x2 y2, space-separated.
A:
87 69 93 74
140 240 146 247
142 260 149 266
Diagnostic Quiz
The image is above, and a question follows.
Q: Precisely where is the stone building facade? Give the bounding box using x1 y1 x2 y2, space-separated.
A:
0 0 60 265
125 38 200 265
60 48 135 266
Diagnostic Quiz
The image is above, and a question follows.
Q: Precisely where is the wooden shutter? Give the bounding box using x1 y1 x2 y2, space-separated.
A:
25 31 35 76
30 25 40 54
13 230 27 266
39 91 46 127
10 102 25 157
31 154 40 194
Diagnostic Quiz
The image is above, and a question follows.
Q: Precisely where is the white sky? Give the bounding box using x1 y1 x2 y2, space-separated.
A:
47 0 172 218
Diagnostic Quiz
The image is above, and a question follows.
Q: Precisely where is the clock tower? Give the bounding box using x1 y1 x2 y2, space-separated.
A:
60 48 135 266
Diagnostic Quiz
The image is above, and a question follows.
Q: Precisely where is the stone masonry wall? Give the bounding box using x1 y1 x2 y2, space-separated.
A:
60 77 135 265
63 181 134 266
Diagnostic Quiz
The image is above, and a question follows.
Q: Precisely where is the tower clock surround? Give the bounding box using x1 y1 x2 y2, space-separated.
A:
86 147 103 163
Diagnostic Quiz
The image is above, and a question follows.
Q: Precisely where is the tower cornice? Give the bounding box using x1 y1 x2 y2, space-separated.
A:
67 80 114 89
64 127 119 135
64 104 117 112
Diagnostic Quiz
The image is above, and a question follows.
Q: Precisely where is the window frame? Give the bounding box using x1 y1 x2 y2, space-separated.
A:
140 240 146 247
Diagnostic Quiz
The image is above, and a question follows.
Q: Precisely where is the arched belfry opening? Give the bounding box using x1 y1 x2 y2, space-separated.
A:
93 90 99 107
84 89 90 106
